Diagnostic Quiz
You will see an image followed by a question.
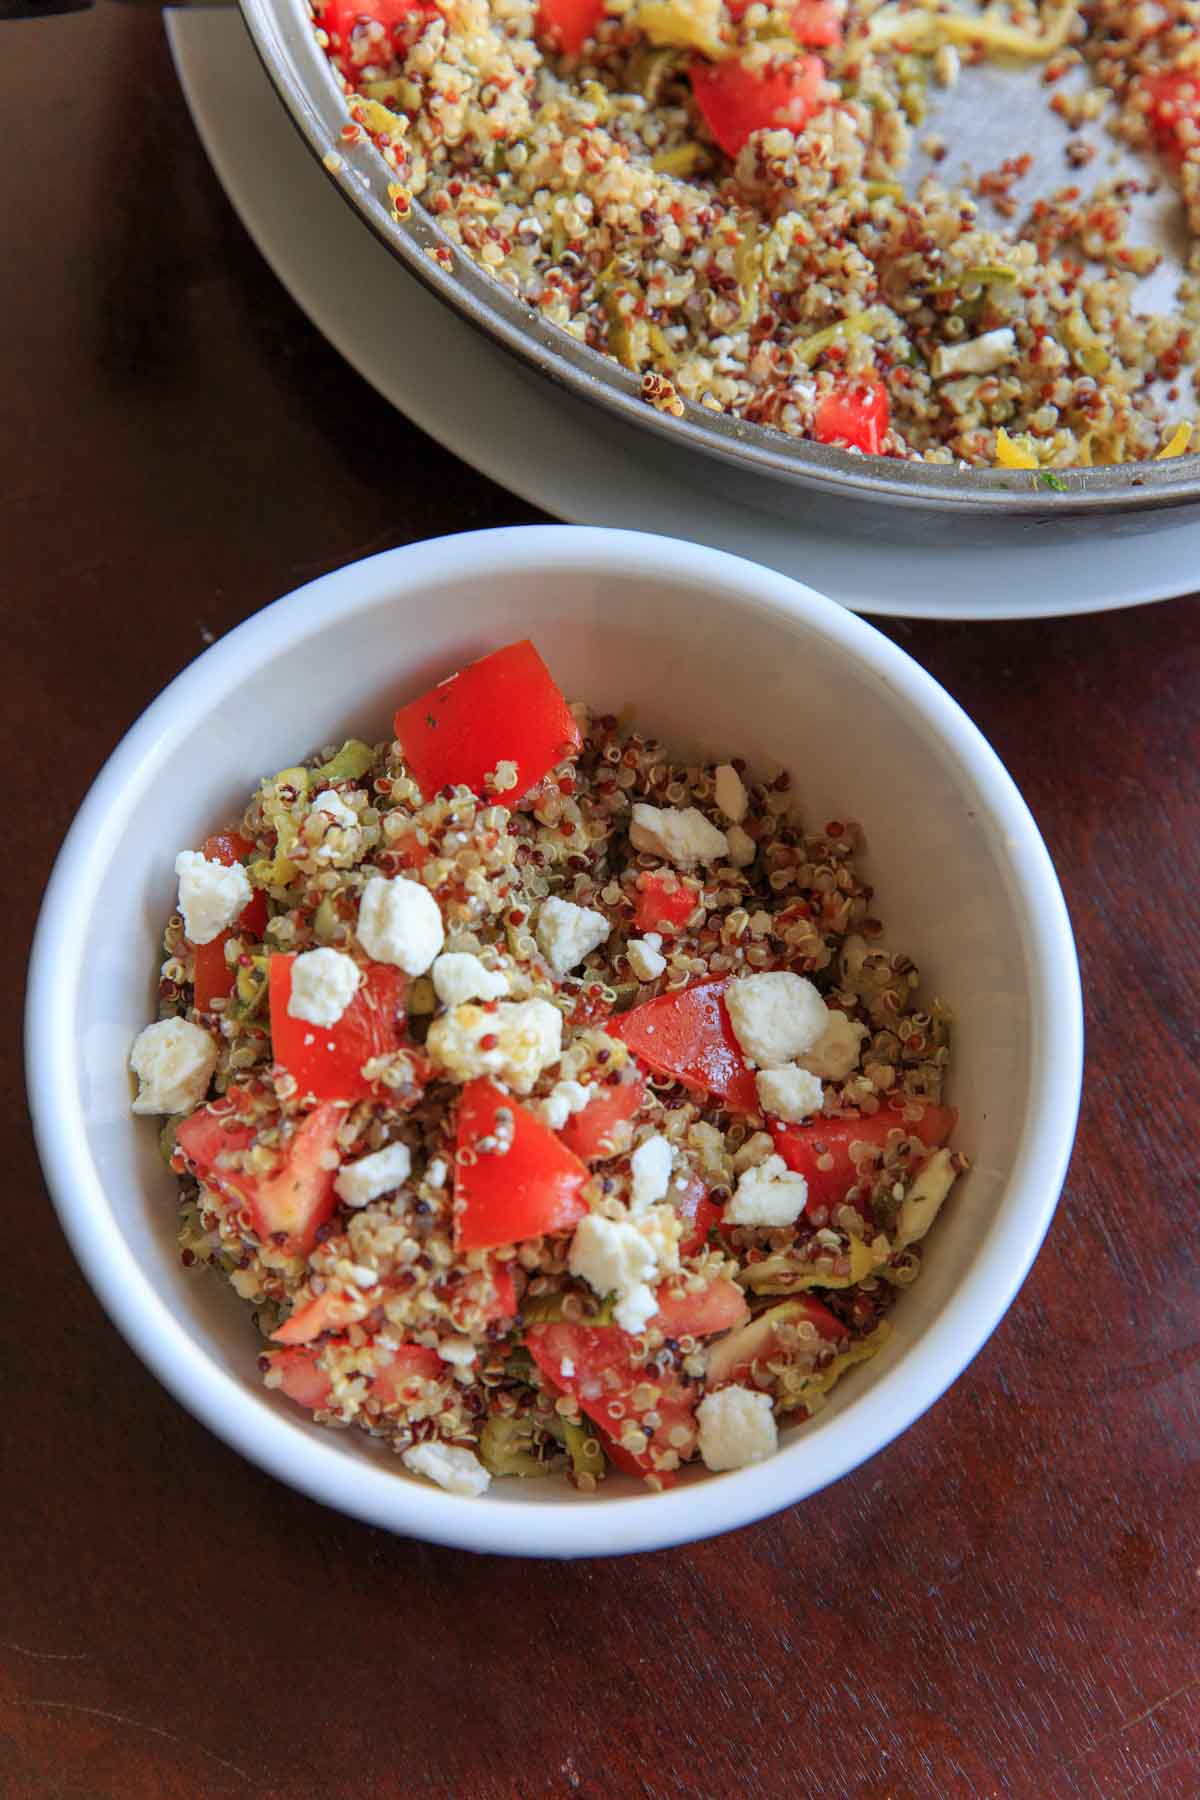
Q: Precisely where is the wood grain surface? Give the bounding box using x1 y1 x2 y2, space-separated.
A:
4 13 1198 1799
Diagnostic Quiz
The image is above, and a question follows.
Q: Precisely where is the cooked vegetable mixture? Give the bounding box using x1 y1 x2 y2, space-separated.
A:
312 0 1200 468
131 640 964 1496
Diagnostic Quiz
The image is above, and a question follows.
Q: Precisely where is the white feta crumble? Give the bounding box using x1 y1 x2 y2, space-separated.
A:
559 1357 576 1379
431 951 509 1007
333 1140 412 1207
173 850 252 946
725 825 756 868
402 1440 491 1497
356 874 445 975
568 1205 680 1334
931 327 1016 380
726 1154 808 1227
313 789 357 829
629 1133 673 1212
697 1386 778 1472
725 971 828 1067
535 896 610 976
540 1079 592 1131
713 763 748 823
798 1011 870 1082
755 1065 824 1123
426 998 562 1093
130 1017 217 1115
425 1156 448 1189
627 937 667 981
629 802 729 868
437 1337 479 1370
287 947 361 1027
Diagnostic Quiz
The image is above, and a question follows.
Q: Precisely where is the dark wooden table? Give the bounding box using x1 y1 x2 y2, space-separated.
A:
5 12 1199 1798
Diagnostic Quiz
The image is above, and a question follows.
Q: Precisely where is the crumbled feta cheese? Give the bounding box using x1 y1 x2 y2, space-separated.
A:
627 937 667 981
713 763 748 823
559 1357 576 1378
174 850 252 946
426 998 562 1093
334 1140 412 1207
568 1204 680 1334
725 825 756 868
755 1066 824 1123
697 1386 778 1472
431 951 509 1007
313 789 357 828
425 1156 448 1189
726 1154 808 1227
437 1337 479 1370
798 1011 869 1081
130 1016 218 1115
535 896 610 976
540 1079 592 1131
732 1131 775 1174
356 875 445 974
287 947 360 1027
726 971 828 1068
630 1133 673 1212
402 1440 491 1497
931 327 1016 380
629 803 729 867
896 1148 958 1247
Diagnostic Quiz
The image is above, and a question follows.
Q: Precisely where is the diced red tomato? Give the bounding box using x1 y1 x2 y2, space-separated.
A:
526 1320 699 1486
675 1174 721 1256
271 1288 368 1345
690 53 826 158
392 640 581 802
265 1340 441 1411
269 955 407 1103
487 1262 518 1322
770 1102 957 1217
651 1276 748 1338
1141 68 1200 164
318 0 439 66
537 0 605 55
705 1294 843 1387
787 0 841 46
812 377 891 455
191 831 269 1013
453 1079 589 1252
266 1344 334 1410
607 976 758 1112
557 1075 646 1159
176 1101 345 1257
633 871 698 934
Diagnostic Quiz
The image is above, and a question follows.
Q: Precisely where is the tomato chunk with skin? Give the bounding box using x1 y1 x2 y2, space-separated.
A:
265 1340 441 1411
269 955 407 1103
191 831 268 1013
812 377 890 455
319 0 438 71
787 0 841 45
675 1174 721 1257
690 53 826 158
454 1078 589 1252
771 1103 957 1217
651 1276 748 1339
537 0 605 55
392 640 581 802
266 1344 334 1410
633 872 698 934
607 976 758 1113
1142 68 1200 164
526 1320 699 1486
176 1101 345 1257
557 1075 646 1160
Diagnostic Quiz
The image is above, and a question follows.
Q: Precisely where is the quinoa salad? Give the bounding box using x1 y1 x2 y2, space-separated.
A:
311 0 1200 470
130 639 964 1497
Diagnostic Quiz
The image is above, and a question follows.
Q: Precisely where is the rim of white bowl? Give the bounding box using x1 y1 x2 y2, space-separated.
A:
26 525 1083 1558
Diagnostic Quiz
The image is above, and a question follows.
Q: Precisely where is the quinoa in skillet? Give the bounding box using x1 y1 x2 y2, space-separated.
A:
130 640 963 1496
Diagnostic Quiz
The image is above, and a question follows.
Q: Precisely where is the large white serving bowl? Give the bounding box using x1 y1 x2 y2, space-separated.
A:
25 526 1083 1558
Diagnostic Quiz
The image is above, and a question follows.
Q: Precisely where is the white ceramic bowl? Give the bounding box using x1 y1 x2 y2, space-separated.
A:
26 526 1082 1557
